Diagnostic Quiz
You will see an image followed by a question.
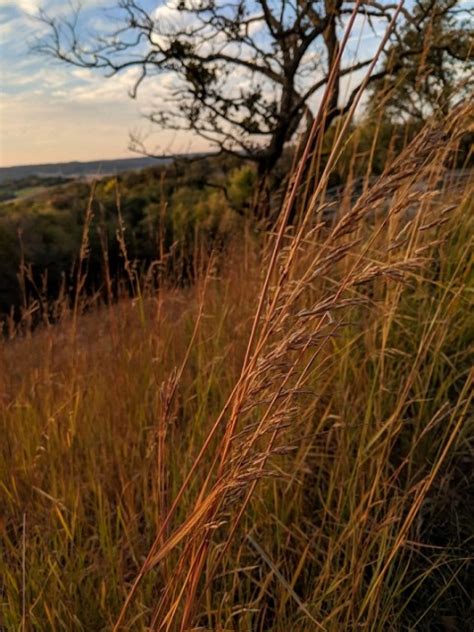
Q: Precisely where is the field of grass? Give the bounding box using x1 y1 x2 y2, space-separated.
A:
1 102 473 630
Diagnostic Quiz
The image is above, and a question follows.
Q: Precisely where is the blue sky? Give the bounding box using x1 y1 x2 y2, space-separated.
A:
1 1 471 167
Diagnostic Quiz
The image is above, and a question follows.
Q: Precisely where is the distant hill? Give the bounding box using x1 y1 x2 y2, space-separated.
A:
0 156 174 184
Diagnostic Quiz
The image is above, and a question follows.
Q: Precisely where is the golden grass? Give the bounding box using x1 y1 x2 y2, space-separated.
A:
1 95 473 630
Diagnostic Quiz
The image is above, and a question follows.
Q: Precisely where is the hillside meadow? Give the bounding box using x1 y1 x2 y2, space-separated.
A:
1 103 473 630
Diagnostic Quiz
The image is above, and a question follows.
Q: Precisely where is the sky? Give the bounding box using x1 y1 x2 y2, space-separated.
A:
1 1 471 168
0 0 204 166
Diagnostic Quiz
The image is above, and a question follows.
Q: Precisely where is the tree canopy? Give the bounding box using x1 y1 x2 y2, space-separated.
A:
370 0 474 121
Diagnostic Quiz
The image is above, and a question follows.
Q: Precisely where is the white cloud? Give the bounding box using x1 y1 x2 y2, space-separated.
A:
0 0 38 13
0 17 18 38
0 0 100 16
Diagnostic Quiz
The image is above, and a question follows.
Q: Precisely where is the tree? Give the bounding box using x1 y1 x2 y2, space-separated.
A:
369 0 474 122
36 1 472 184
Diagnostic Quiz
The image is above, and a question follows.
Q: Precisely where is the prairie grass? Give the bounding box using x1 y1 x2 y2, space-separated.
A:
1 95 473 630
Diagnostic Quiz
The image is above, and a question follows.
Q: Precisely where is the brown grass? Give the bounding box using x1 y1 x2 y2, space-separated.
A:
1 10 473 626
1 99 472 629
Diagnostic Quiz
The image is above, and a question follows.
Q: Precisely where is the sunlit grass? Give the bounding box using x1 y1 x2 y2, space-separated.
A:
1 105 473 630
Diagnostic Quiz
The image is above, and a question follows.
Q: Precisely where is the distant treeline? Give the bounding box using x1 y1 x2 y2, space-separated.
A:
0 156 173 185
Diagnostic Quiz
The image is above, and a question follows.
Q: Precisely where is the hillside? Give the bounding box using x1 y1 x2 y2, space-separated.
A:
0 152 252 317
1 106 473 630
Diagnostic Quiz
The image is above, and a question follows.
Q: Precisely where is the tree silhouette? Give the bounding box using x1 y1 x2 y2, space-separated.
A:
37 1 472 182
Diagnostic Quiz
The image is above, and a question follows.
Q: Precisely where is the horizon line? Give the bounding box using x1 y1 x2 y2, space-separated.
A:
0 151 219 171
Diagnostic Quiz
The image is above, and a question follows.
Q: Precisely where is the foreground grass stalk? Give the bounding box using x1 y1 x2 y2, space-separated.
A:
139 73 468 632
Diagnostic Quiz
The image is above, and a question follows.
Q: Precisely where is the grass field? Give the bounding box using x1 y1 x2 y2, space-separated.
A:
1 102 473 630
